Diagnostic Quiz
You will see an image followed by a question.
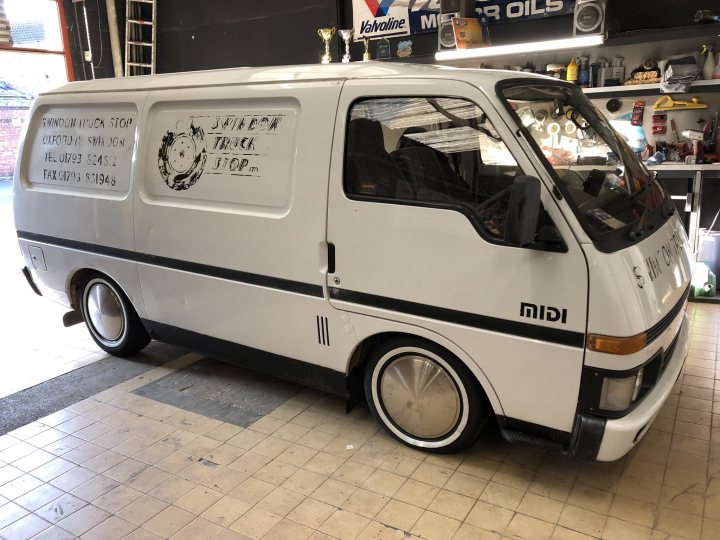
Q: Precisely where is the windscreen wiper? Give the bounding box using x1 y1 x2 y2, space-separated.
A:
628 205 650 240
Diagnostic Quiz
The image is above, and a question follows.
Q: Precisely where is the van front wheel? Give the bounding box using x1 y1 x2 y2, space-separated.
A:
364 338 487 453
79 274 150 356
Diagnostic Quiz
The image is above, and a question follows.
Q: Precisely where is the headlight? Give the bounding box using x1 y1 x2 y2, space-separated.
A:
600 374 640 411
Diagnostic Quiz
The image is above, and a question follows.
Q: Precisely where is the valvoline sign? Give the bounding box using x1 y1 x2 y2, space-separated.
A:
354 0 575 39
353 0 411 40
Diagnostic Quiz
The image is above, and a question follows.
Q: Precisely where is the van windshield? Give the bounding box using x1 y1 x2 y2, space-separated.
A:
499 81 671 252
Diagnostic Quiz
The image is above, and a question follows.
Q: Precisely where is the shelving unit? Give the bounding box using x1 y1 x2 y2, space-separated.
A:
583 79 720 99
603 23 720 47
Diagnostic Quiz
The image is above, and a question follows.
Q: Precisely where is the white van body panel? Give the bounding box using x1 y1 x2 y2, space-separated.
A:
583 214 691 374
14 93 146 311
327 78 589 433
618 214 692 327
131 81 356 370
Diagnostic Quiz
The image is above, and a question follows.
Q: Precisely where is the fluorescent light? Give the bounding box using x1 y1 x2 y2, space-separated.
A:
435 34 605 62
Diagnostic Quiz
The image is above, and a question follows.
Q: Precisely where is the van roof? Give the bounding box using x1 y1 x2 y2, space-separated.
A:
43 63 551 94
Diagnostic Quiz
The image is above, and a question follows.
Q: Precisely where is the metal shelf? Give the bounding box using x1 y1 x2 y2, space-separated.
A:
604 23 720 47
583 79 720 99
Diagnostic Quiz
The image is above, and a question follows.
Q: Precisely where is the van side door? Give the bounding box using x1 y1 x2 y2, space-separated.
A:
327 79 589 435
133 81 350 381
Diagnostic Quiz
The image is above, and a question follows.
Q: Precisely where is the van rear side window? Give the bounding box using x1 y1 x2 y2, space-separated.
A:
344 97 521 239
25 106 137 194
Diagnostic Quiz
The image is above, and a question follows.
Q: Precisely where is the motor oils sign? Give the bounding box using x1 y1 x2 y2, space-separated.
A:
354 0 575 39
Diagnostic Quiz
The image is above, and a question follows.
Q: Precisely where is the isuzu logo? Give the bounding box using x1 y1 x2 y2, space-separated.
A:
520 302 568 324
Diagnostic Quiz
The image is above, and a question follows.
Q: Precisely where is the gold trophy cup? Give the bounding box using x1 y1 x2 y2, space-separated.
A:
339 29 354 63
317 27 336 64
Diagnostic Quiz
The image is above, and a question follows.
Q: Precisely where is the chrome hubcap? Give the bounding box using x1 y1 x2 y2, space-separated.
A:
380 354 461 439
86 282 124 342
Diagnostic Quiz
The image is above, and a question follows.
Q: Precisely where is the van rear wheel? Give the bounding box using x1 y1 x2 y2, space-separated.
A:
364 338 487 453
79 274 150 356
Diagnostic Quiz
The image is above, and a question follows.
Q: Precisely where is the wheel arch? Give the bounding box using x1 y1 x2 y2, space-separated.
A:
66 267 142 316
66 267 96 309
344 324 505 419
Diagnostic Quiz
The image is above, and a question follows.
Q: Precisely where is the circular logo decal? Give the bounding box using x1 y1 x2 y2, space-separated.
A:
158 120 207 191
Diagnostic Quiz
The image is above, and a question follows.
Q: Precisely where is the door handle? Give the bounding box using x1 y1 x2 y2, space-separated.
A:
328 243 336 274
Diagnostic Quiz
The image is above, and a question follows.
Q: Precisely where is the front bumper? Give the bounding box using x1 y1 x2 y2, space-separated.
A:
571 314 689 461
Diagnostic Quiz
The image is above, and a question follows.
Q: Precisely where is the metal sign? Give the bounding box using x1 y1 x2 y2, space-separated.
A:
354 0 576 39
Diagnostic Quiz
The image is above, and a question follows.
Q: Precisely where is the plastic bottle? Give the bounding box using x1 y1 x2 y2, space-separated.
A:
714 52 720 79
578 57 589 87
702 45 716 80
567 57 578 84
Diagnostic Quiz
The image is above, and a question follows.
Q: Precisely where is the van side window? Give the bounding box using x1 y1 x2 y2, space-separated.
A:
344 97 522 239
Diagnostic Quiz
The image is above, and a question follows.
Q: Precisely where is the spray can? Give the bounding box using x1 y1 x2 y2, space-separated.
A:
578 57 590 87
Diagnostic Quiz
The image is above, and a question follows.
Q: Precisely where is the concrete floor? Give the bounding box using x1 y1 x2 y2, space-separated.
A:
1 180 719 540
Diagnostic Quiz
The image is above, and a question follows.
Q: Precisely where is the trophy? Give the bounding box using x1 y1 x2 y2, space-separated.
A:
363 37 371 61
376 37 391 60
339 29 353 63
317 27 336 64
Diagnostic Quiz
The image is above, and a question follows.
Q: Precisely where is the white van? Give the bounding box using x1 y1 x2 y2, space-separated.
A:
14 64 692 461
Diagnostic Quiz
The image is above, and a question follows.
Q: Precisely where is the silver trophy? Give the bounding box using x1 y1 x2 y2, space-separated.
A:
339 28 354 63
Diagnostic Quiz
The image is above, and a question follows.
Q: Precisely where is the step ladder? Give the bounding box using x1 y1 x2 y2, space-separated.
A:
124 0 156 76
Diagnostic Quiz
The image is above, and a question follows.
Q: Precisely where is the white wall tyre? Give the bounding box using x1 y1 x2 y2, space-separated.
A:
364 337 488 453
79 274 150 356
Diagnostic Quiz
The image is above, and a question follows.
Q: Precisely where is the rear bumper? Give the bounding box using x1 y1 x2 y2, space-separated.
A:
570 314 689 461
22 266 42 296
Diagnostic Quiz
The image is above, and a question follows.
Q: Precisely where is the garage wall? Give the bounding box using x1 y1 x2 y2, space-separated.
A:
61 1 712 80
62 0 342 78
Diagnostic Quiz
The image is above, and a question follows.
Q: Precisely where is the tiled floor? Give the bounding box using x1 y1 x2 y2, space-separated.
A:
0 302 718 540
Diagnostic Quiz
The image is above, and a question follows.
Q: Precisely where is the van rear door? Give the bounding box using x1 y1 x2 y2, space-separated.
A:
326 78 589 434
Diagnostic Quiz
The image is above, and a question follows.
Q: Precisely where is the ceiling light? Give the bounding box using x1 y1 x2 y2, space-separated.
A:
435 34 605 62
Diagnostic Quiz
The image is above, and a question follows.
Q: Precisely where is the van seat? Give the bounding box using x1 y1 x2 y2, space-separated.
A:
391 146 472 203
345 118 411 198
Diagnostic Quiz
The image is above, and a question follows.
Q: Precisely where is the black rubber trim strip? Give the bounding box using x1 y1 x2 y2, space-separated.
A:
144 320 347 397
330 287 585 348
22 266 42 296
16 231 324 298
568 414 606 461
497 416 571 446
646 285 690 344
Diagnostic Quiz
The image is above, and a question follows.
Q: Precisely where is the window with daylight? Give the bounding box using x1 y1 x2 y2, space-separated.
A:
0 0 70 179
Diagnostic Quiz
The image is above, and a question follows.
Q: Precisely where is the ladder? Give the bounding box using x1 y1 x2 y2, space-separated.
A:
124 0 156 76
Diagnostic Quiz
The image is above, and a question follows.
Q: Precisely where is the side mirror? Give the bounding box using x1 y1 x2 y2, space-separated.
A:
504 175 541 247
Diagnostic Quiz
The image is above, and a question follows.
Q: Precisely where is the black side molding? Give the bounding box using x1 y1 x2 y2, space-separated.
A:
16 231 324 299
143 320 348 398
497 415 571 449
330 288 585 348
